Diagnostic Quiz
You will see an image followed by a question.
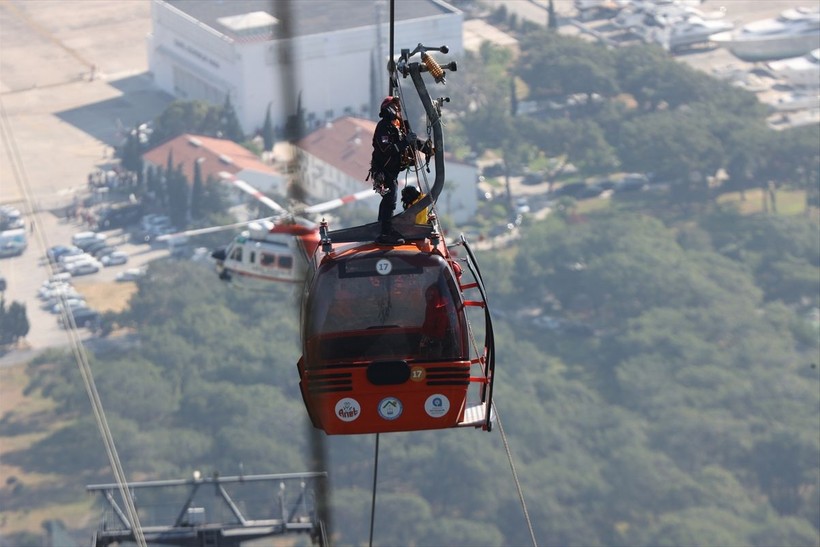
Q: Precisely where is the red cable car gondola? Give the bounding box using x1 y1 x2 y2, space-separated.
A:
296 43 495 435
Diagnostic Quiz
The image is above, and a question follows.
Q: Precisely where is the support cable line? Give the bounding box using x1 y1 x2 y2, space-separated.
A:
495 405 538 547
368 433 381 547
0 96 147 547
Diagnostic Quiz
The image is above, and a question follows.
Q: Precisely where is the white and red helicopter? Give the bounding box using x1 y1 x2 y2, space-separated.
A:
166 171 376 285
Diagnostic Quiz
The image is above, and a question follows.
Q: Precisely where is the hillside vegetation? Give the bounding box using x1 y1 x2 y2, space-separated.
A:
2 27 819 547
4 204 818 546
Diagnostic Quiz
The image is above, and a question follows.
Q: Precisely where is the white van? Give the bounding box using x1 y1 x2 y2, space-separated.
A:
0 228 27 257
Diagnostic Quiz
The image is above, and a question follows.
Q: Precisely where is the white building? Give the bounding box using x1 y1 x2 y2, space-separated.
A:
147 0 463 137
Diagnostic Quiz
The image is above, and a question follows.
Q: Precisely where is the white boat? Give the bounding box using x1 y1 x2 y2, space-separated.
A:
575 0 629 21
766 48 820 89
648 15 735 52
710 7 820 62
613 0 722 33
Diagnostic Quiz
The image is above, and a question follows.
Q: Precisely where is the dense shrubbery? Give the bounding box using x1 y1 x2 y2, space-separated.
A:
16 203 819 545
0 298 29 346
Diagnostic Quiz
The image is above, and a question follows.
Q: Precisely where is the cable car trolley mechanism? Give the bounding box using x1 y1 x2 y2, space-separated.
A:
297 43 495 435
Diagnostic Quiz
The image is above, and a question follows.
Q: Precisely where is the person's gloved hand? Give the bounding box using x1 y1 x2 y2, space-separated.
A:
406 131 417 145
422 139 434 156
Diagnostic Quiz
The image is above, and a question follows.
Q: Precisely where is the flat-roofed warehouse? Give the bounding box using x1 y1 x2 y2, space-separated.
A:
148 0 463 136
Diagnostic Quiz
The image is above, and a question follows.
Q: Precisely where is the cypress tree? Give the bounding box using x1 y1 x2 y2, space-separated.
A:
548 0 558 30
191 159 204 219
262 103 274 151
220 95 245 142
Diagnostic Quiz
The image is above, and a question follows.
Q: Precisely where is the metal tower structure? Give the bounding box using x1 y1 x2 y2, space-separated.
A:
87 472 327 547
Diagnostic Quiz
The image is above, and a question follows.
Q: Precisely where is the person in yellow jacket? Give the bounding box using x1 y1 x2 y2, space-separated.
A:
400 185 429 225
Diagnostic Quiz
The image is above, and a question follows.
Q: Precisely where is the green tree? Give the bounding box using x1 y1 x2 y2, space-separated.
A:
750 430 817 516
0 298 29 345
517 32 618 104
190 158 204 220
149 100 214 146
201 174 229 217
284 91 307 141
631 507 751 547
547 0 558 30
219 95 244 142
120 128 144 173
168 163 188 228
617 110 724 201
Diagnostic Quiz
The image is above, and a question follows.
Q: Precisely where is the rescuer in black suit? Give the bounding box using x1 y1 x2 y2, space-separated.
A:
369 96 432 244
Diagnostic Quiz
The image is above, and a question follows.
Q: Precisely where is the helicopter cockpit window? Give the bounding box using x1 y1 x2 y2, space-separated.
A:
279 255 293 269
306 253 466 361
260 253 276 267
230 247 243 261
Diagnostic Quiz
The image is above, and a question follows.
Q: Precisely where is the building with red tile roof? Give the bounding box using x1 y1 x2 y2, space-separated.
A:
141 133 286 205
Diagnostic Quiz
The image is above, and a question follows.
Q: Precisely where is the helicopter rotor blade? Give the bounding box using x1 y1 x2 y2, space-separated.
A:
218 171 289 215
301 188 377 215
154 217 277 242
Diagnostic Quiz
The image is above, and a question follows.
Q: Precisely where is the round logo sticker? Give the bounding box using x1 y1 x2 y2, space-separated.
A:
424 394 450 418
375 258 392 276
410 366 426 382
377 397 403 420
335 398 361 422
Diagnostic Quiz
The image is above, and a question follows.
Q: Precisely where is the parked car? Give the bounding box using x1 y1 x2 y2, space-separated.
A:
65 259 101 276
140 214 171 230
481 163 505 177
101 251 128 266
42 291 83 308
92 245 117 259
521 172 544 185
40 284 80 302
59 253 97 271
146 225 177 245
95 201 144 230
0 228 27 257
116 268 145 282
47 245 82 263
83 239 109 255
39 281 73 299
0 206 23 230
50 298 88 315
58 307 101 329
550 182 589 198
72 231 106 249
45 272 72 284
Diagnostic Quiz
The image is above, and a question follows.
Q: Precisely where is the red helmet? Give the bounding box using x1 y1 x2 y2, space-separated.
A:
380 96 400 111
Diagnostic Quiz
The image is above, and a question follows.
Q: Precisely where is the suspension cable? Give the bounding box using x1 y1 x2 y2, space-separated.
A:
368 433 381 547
494 405 538 547
0 97 147 547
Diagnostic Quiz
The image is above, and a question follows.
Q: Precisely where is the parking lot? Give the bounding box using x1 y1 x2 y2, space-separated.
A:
0 0 173 359
0 207 168 354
